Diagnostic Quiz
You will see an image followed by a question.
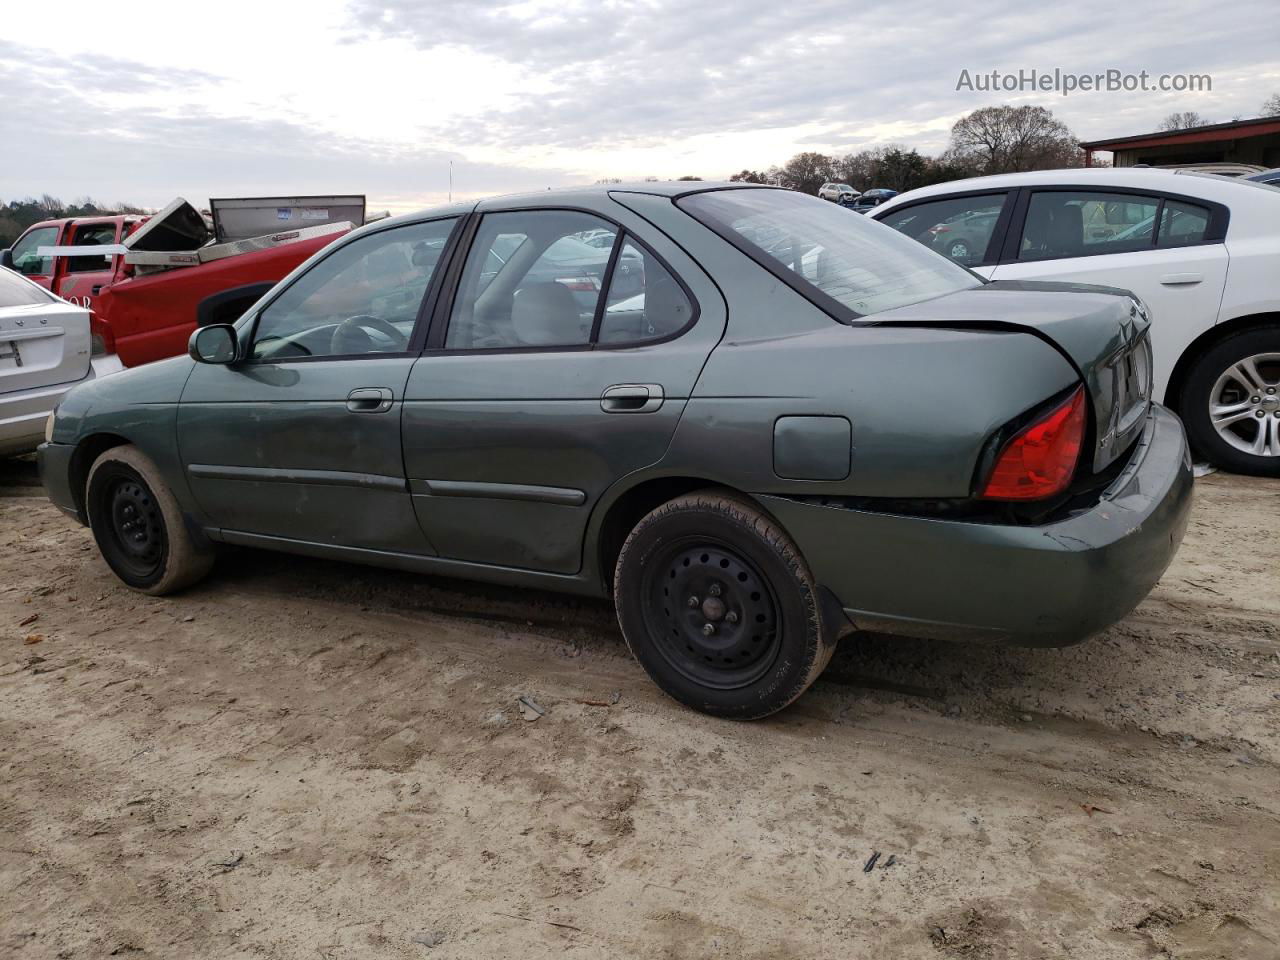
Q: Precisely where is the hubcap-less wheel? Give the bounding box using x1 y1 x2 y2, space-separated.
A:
103 477 165 579
1208 352 1280 457
644 541 780 689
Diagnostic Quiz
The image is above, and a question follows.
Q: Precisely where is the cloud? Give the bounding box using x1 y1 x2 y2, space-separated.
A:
0 38 580 211
346 0 1280 164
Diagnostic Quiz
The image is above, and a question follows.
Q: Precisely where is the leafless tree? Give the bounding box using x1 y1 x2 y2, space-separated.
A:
1262 93 1280 117
949 106 1082 175
1158 111 1211 131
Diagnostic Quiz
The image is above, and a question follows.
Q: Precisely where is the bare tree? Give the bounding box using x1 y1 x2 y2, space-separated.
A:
779 152 836 194
1158 111 1211 131
1263 93 1280 117
949 106 1082 175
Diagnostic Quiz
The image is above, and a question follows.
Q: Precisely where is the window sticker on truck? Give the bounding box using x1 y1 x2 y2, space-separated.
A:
301 208 330 220
276 208 292 220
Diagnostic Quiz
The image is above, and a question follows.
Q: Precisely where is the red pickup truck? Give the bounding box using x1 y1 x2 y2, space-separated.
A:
2 196 361 368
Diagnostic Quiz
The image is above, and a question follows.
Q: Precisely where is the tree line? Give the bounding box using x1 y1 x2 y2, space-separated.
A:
726 105 1086 195
0 195 149 249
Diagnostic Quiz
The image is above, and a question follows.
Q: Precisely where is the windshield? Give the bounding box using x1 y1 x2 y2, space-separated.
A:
679 188 980 319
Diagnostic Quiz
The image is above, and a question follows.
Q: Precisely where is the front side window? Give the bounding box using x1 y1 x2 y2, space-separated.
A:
249 217 456 361
878 193 1008 267
680 188 980 319
1019 191 1161 261
446 211 618 349
66 223 117 273
10 226 58 277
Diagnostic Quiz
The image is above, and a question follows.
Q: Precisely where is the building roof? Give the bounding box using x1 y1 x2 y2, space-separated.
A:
1081 115 1280 151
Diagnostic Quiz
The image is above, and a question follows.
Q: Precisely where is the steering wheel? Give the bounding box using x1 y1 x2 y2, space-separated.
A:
329 315 409 355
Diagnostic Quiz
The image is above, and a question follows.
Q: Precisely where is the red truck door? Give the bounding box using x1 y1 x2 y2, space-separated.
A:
52 220 123 316
6 223 62 291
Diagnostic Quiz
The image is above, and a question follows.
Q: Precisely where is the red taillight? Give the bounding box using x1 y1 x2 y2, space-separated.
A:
980 386 1087 501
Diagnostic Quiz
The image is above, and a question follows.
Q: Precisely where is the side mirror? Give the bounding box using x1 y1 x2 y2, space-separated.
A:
188 324 239 364
0 249 12 270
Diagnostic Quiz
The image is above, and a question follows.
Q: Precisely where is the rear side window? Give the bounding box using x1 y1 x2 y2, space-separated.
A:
66 223 117 273
878 193 1008 267
0 267 56 307
680 188 980 320
1018 191 1160 261
598 241 694 344
1156 200 1211 247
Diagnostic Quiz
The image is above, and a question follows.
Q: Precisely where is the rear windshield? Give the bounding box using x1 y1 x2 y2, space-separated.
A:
679 188 979 320
0 268 56 308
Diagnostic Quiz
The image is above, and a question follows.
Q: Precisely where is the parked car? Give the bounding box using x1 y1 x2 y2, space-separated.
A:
1 268 122 457
2 196 360 369
872 169 1280 475
850 188 898 213
1245 168 1280 185
40 183 1191 719
818 183 860 205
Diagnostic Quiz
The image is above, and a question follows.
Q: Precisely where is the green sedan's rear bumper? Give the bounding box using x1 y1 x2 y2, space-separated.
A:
38 441 83 524
759 403 1193 648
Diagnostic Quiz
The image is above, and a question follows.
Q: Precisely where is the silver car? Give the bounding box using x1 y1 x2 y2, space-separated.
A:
1 268 121 457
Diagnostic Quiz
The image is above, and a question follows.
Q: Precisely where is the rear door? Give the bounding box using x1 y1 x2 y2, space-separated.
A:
0 268 91 393
52 220 122 313
989 188 1229 394
177 215 461 554
403 204 725 574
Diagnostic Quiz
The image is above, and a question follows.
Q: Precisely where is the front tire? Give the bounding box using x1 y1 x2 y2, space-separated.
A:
613 492 837 719
86 444 215 594
1178 326 1280 476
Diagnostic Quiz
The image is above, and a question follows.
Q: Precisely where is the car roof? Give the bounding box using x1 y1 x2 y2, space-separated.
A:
871 166 1280 213
360 182 780 232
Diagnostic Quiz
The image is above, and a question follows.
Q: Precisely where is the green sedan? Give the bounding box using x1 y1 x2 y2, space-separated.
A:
39 183 1193 719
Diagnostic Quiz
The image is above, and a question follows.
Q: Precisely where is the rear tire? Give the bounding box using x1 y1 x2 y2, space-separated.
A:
1178 326 1280 477
86 444 215 594
613 492 836 719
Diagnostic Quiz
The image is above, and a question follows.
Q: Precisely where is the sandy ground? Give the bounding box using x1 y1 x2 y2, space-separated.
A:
1 458 1277 960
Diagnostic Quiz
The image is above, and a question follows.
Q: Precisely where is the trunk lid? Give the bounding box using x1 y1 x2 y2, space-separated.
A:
0 274 92 395
870 280 1153 472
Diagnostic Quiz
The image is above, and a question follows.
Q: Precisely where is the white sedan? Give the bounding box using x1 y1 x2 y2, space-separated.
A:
871 168 1280 475
1 268 121 457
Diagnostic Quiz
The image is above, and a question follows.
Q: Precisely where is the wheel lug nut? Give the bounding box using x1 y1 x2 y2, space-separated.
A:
1257 411 1266 418
1252 396 1261 404
687 596 699 608
708 584 722 597
702 622 716 636
725 611 739 624
1268 387 1277 394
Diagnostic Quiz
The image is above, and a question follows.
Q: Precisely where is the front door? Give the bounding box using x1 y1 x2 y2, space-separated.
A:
403 206 724 574
8 225 60 291
177 216 460 554
52 220 121 313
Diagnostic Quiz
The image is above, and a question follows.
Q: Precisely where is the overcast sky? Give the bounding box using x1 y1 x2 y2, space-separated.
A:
2 0 1277 212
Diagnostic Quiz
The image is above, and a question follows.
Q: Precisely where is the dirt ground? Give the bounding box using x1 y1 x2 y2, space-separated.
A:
1 458 1277 960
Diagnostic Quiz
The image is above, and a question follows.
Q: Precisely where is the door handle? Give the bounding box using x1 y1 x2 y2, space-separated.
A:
346 387 394 413
601 383 664 414
1160 273 1203 286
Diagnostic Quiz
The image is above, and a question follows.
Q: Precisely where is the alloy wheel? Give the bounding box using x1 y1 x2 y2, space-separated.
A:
1208 352 1280 457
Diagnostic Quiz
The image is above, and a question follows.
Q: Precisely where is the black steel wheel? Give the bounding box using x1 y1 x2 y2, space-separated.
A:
97 470 167 582
644 540 781 690
86 444 215 594
614 491 838 719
